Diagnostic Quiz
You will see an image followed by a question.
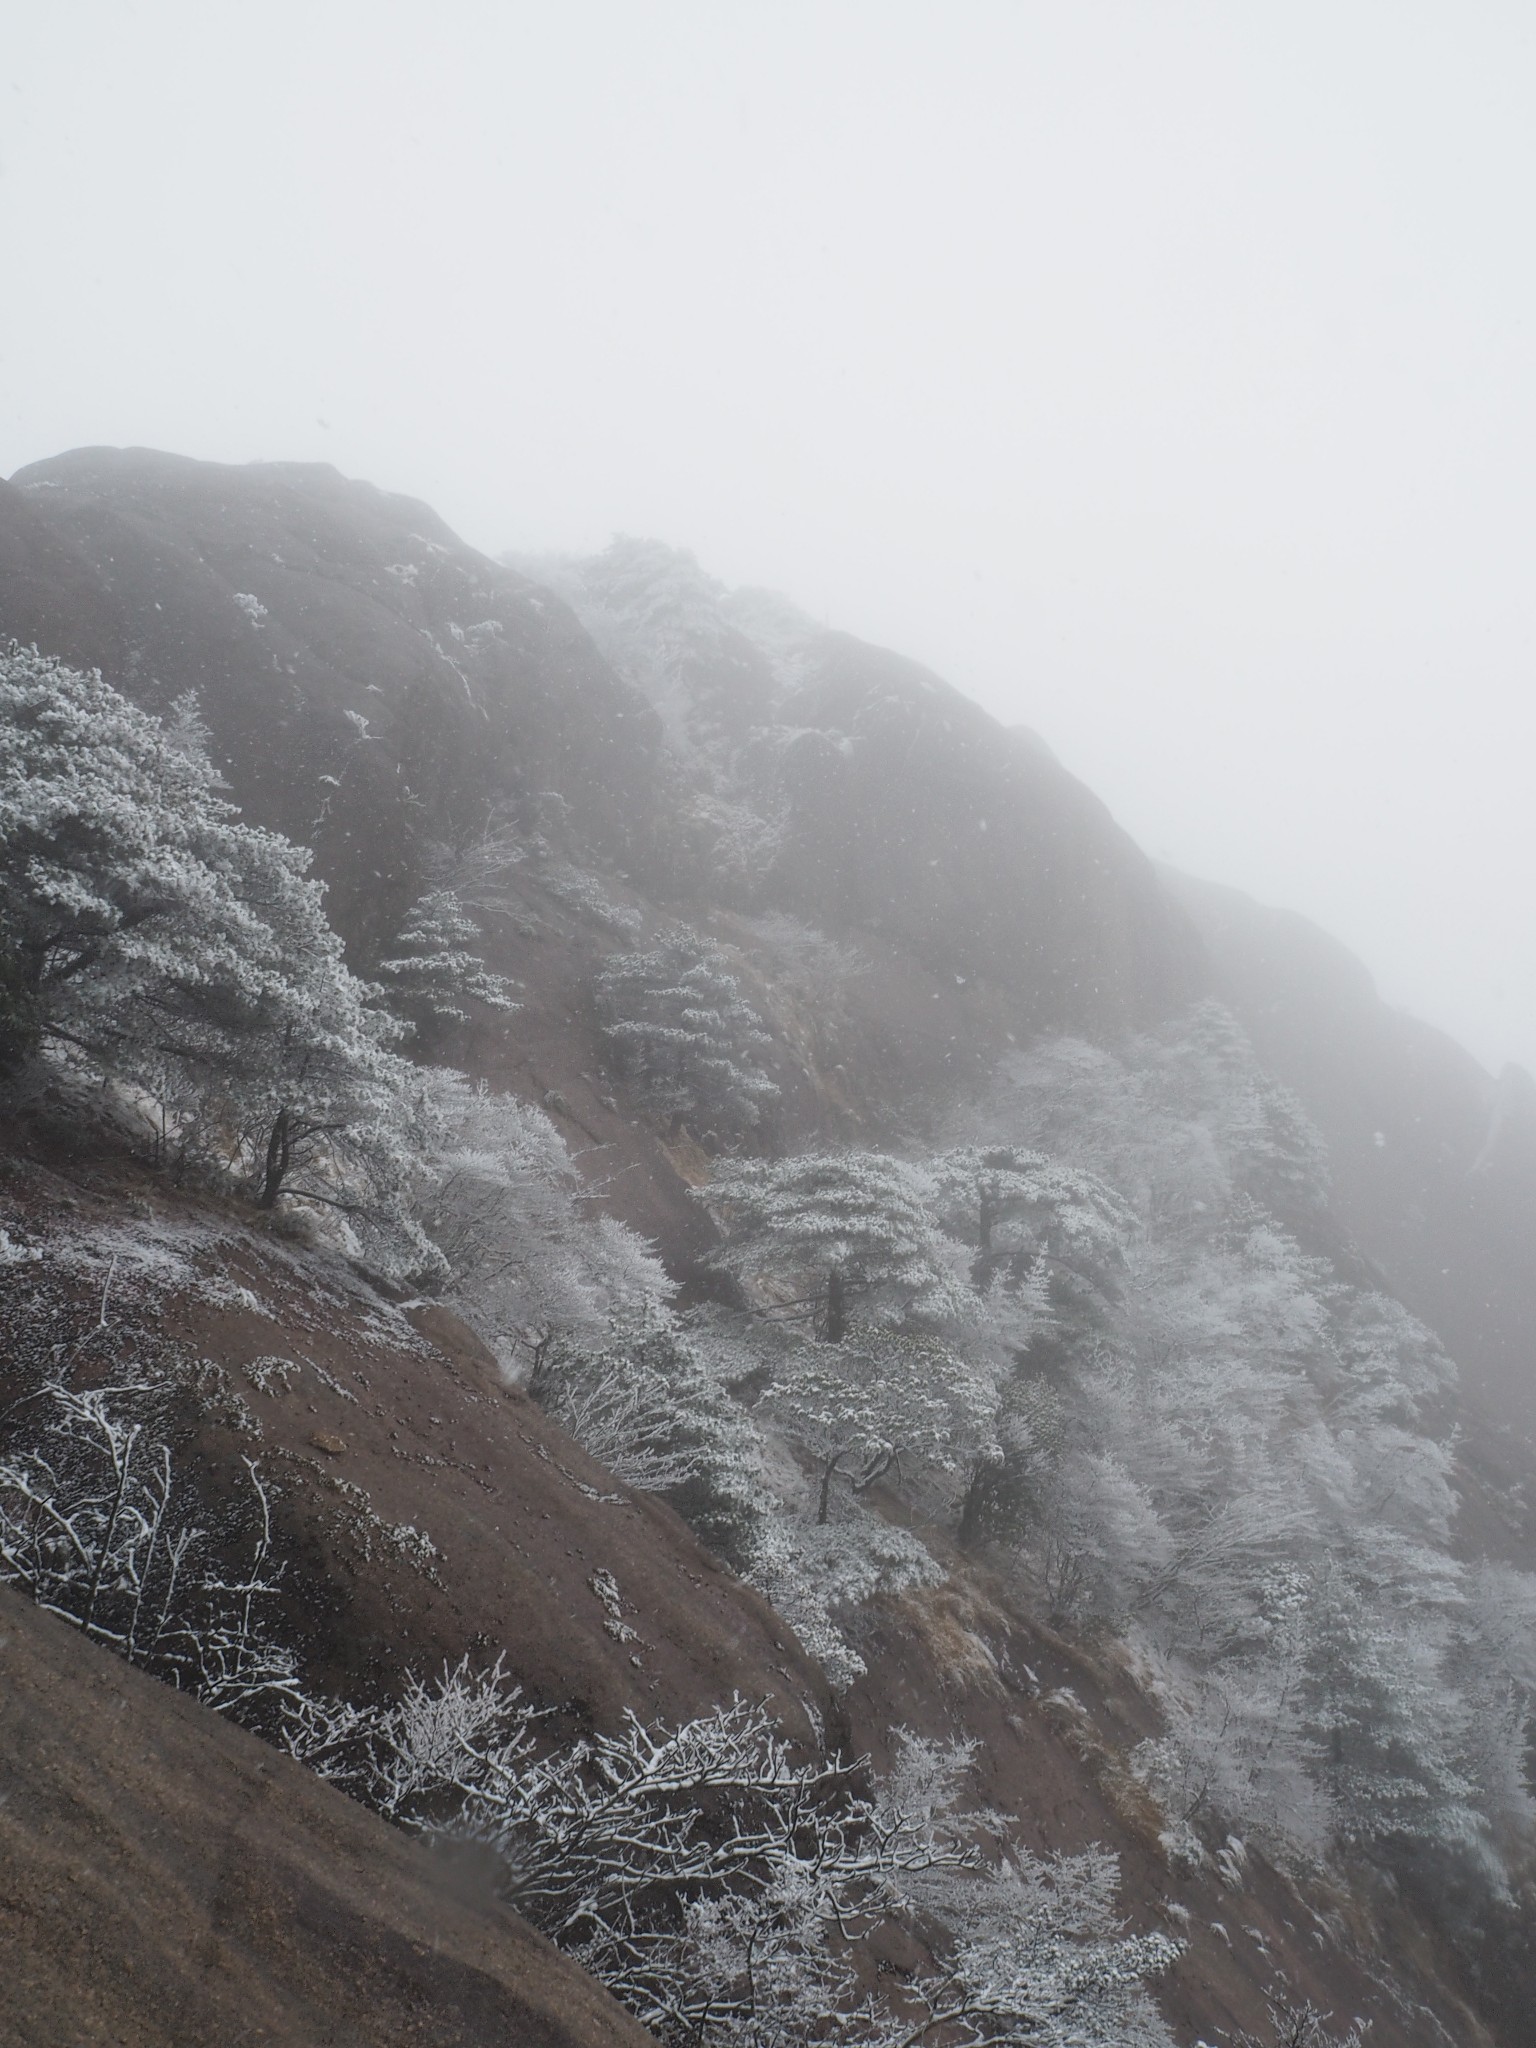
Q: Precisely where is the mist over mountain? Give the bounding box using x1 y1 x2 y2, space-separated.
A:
1168 871 1536 1439
4 447 1536 2048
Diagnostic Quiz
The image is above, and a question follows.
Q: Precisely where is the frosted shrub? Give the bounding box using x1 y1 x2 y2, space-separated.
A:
532 1304 765 1560
336 1680 1180 2048
745 1511 945 1691
0 1354 1179 2045
0 1378 313 1727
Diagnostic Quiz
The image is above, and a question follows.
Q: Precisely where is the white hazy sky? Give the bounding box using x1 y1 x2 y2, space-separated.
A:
4 3 1534 1075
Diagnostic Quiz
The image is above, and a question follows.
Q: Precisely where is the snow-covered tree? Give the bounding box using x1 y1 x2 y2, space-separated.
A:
932 1143 1133 1308
946 1018 1535 1887
701 1151 1001 1571
0 647 434 1271
1232 1995 1367 2048
324 1668 1180 2048
744 1509 945 1691
374 886 517 1034
531 1302 765 1562
596 926 777 1138
765 1319 997 1524
0 1306 1179 2045
1295 1551 1482 1859
0 646 253 1081
422 800 528 917
1152 1001 1332 1219
702 1150 973 1341
415 1077 673 1371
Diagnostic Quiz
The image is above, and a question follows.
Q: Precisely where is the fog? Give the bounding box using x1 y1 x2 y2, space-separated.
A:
5 2 1534 1076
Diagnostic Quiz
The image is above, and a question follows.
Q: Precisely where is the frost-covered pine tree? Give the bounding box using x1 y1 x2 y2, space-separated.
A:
1149 1001 1332 1219
0 645 249 1080
768 1318 997 1524
596 925 777 1139
701 1150 973 1341
374 886 517 1035
931 1143 1133 1301
946 1018 1536 1885
0 646 434 1273
701 1150 993 1550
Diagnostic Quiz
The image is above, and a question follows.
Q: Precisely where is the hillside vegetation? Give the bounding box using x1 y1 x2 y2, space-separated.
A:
3 448 1535 2047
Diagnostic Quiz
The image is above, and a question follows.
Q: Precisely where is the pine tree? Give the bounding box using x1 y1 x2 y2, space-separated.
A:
931 1144 1132 1297
415 1077 673 1370
701 1149 973 1340
596 925 777 1138
770 1317 996 1523
374 887 517 1035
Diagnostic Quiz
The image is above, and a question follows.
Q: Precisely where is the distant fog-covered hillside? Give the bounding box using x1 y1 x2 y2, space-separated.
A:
5 447 1534 1423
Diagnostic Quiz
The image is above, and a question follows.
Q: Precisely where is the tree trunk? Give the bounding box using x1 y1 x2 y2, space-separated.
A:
824 1265 847 1344
818 1450 846 1526
258 1105 291 1209
974 1186 996 1291
957 1458 998 1550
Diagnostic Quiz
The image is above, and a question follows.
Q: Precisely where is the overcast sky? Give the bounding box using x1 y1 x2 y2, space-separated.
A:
4 3 1534 1075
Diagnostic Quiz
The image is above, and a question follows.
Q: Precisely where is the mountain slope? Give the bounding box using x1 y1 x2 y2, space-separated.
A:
0 455 1201 1038
0 448 669 951
4 446 1535 2048
531 537 1203 1035
0 1138 1484 2048
0 1582 653 2048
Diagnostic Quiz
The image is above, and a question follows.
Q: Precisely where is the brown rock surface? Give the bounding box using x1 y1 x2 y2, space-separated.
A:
0 1583 654 2048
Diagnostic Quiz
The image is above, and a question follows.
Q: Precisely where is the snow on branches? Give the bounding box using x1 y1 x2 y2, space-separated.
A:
0 1377 313 1727
0 645 438 1275
532 1303 766 1559
930 1144 1133 1301
313 1665 1180 2048
951 1015 1536 1880
766 1318 997 1525
596 925 778 1139
374 885 518 1033
0 1349 1180 2047
414 1077 674 1371
702 1150 974 1341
